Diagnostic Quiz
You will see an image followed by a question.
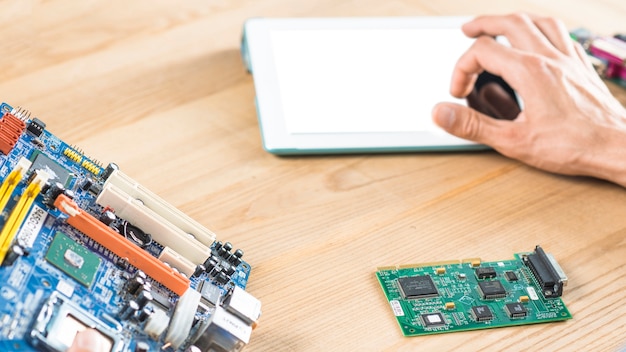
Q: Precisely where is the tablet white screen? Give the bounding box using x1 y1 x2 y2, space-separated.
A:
269 28 472 135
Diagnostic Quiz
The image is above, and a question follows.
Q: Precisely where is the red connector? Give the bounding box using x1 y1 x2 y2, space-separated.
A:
54 194 190 296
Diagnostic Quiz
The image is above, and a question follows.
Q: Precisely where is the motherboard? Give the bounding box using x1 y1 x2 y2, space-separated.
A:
0 103 261 352
376 246 571 336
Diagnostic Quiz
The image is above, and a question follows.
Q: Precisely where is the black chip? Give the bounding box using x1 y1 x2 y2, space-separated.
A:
420 312 446 328
30 151 72 186
150 291 173 310
397 275 439 299
27 118 46 137
199 281 222 307
475 267 497 279
478 280 506 299
471 305 493 322
505 271 518 281
505 302 527 318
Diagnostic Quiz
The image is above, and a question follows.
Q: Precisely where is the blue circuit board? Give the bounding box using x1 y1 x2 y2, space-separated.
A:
0 103 260 352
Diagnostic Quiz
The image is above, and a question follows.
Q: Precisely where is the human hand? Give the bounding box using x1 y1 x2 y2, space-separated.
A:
66 329 108 352
432 13 626 186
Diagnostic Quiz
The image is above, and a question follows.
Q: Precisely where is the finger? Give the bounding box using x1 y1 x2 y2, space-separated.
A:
572 42 613 95
450 37 524 98
573 41 597 73
432 102 513 147
68 329 105 352
463 13 558 56
529 15 577 56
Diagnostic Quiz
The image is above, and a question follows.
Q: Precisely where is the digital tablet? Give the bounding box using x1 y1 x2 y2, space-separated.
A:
241 17 486 155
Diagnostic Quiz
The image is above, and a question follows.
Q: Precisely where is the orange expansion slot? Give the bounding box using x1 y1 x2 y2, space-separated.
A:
0 112 26 155
54 194 190 296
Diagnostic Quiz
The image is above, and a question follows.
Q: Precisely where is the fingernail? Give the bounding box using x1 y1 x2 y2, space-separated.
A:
434 105 456 129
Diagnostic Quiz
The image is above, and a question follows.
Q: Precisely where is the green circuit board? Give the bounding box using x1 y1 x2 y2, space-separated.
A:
376 246 572 336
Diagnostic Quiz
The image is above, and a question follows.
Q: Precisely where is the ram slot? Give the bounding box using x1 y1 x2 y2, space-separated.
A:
0 157 32 213
54 194 190 296
96 184 211 264
0 170 49 264
100 170 216 246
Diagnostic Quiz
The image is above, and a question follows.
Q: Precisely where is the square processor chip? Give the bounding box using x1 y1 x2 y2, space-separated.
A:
397 275 439 299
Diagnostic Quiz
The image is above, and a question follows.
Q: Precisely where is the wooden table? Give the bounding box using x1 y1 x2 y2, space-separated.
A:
1 1 625 351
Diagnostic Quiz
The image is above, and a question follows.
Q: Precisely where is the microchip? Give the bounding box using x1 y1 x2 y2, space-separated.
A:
150 291 173 311
420 312 446 328
471 305 494 322
45 232 101 287
199 281 223 307
30 151 72 186
397 275 439 299
505 302 528 318
505 271 518 281
475 267 497 279
477 280 506 299
27 118 46 137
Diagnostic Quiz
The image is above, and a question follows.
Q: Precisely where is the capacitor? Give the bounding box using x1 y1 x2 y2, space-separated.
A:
137 305 154 323
63 189 75 200
116 257 130 270
2 245 24 266
99 210 116 226
136 290 153 309
101 163 119 180
125 277 145 295
203 257 218 272
134 341 150 352
119 300 139 320
208 264 222 278
221 242 233 257
142 281 152 292
222 262 235 277
228 249 244 266
217 242 229 257
216 272 230 285
193 264 206 277
46 182 65 204
134 270 147 280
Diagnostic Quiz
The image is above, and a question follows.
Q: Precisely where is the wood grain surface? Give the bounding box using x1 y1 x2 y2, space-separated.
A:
0 1 625 351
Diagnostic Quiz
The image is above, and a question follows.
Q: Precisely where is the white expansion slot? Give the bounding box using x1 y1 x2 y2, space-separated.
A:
102 170 216 246
96 183 211 264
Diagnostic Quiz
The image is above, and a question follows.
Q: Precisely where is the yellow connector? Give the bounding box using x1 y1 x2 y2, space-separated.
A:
0 157 32 213
0 169 49 264
81 160 100 175
63 148 82 163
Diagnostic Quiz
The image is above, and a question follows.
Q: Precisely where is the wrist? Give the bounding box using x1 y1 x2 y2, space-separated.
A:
584 109 626 187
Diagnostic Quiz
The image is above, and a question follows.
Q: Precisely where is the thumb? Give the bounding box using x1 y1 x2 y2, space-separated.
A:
431 102 507 145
